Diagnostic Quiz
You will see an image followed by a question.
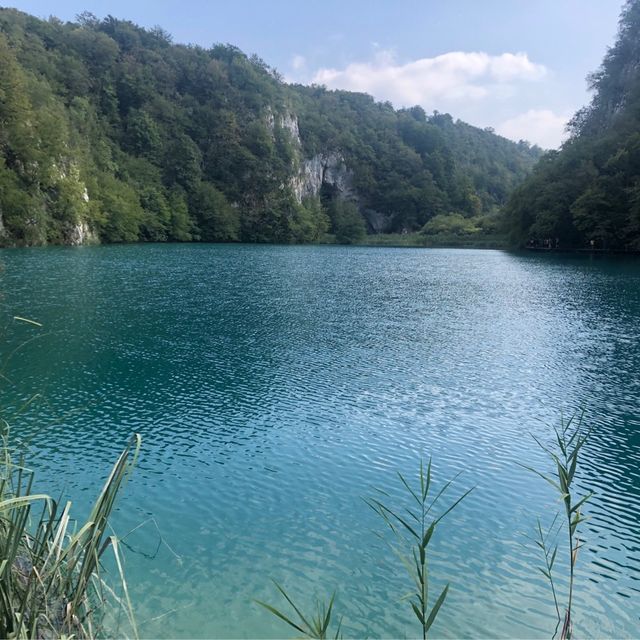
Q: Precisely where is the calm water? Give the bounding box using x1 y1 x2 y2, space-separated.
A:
1 245 639 638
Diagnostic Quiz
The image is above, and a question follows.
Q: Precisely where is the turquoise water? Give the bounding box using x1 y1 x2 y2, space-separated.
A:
1 245 639 638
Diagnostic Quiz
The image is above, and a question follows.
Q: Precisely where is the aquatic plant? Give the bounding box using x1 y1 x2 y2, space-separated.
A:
0 428 140 638
256 581 341 639
259 459 470 639
523 413 593 639
366 459 472 640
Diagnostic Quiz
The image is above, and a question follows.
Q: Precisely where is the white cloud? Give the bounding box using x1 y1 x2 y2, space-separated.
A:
311 50 547 108
291 54 306 71
496 109 571 149
298 49 571 148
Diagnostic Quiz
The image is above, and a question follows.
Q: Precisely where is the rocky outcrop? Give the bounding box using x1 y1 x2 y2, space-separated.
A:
291 152 356 202
264 107 356 203
66 221 96 246
362 208 393 234
279 110 300 143
267 106 389 231
265 106 301 148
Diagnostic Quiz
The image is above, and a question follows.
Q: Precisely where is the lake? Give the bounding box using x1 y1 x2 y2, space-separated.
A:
1 244 639 638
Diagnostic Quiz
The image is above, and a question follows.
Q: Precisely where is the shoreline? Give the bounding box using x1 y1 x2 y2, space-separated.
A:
2 237 640 255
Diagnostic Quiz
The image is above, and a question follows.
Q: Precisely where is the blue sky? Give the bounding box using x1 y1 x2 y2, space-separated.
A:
7 0 625 147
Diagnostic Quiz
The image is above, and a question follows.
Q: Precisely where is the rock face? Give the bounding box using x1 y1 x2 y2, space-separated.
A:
265 106 301 145
64 186 95 245
362 208 393 234
66 221 95 246
265 107 357 204
270 106 391 231
291 152 356 202
279 110 300 142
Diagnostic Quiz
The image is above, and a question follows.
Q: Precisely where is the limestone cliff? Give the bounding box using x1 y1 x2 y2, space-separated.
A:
66 221 96 246
273 109 392 232
291 151 355 202
266 107 364 209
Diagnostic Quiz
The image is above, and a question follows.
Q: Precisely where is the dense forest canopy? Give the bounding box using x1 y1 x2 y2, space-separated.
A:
504 0 640 251
0 7 542 246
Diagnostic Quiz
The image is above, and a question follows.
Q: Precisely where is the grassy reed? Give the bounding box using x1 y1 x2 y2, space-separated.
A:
259 459 471 639
256 582 341 639
0 427 140 639
366 459 472 639
523 413 593 640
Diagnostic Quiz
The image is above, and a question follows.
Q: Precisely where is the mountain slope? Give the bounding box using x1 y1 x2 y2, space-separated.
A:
0 8 542 246
504 0 640 250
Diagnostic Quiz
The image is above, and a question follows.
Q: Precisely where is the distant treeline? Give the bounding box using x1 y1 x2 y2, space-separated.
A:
0 8 541 246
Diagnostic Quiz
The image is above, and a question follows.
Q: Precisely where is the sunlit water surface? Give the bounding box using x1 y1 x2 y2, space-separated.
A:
1 245 639 638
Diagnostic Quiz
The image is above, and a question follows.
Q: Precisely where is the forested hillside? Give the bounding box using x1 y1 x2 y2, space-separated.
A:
505 0 640 251
0 8 542 246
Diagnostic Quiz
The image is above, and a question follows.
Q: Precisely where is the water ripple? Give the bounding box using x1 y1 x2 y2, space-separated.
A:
1 245 639 638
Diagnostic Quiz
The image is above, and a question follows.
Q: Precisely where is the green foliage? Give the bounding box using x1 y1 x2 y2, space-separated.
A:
421 213 480 236
330 200 366 244
504 0 640 250
96 174 144 242
0 8 540 246
0 427 140 638
125 109 162 159
167 188 194 241
190 182 239 242
139 186 171 241
290 197 330 242
163 134 202 193
0 161 44 244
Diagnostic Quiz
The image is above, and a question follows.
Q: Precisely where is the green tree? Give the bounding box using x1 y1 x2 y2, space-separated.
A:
504 0 640 250
167 187 194 241
0 7 543 247
190 181 239 241
96 174 143 242
331 200 366 244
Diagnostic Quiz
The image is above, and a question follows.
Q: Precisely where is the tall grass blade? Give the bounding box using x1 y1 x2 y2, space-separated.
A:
0 430 140 638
